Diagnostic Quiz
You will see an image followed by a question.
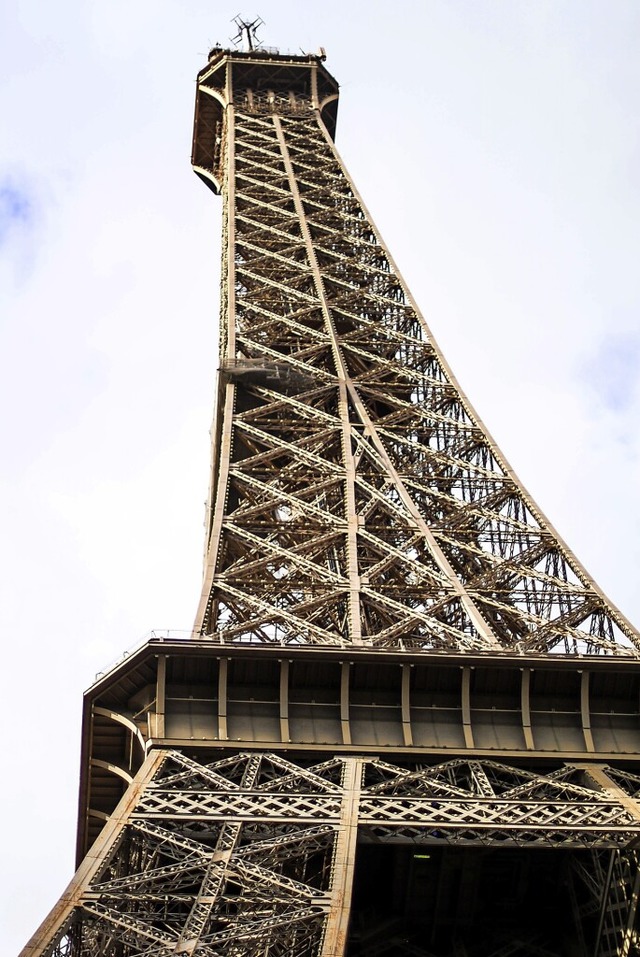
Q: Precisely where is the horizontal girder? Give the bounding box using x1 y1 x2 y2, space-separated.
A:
21 750 640 956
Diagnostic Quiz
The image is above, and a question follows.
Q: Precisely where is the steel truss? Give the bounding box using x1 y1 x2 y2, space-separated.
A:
191 51 639 658
21 45 640 957
21 750 640 956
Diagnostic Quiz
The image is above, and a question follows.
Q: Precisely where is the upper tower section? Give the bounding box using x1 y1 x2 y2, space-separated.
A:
192 46 339 195
188 43 639 659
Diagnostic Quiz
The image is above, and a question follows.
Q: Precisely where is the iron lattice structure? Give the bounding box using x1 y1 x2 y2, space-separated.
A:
21 752 640 956
192 52 637 660
21 43 640 957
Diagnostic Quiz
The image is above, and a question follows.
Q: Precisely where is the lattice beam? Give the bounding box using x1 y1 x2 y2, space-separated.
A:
20 751 640 956
190 48 640 659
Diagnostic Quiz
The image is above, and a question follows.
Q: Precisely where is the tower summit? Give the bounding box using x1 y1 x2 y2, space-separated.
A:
22 41 640 957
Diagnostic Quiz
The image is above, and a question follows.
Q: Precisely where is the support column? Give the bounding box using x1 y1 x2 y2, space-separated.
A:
320 757 363 957
20 750 168 957
272 113 363 646
574 764 640 957
155 653 166 738
575 764 640 824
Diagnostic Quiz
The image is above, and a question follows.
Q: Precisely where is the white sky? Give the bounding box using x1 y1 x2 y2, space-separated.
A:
2 1 640 951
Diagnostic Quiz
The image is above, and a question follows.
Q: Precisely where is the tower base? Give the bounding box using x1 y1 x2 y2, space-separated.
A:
21 749 640 956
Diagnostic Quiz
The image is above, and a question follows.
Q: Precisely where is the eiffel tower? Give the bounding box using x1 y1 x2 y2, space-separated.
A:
21 34 640 957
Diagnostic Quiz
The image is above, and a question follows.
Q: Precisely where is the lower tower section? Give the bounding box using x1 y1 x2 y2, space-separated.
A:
21 746 640 956
21 639 640 956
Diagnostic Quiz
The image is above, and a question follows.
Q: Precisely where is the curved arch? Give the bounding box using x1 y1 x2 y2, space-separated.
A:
90 757 134 785
93 706 146 753
199 85 226 109
319 93 339 139
193 166 222 194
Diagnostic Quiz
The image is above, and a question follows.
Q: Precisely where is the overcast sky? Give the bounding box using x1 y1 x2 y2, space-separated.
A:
3 1 640 951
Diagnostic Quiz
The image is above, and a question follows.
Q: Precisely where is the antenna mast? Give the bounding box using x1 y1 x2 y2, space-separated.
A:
231 15 263 52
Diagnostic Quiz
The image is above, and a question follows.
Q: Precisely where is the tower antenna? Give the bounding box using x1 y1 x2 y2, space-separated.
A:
231 15 264 52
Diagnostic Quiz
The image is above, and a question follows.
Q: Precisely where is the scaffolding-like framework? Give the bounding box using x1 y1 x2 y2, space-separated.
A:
20 44 640 957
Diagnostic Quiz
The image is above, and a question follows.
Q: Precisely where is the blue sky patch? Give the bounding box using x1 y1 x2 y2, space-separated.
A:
0 180 34 246
585 331 640 413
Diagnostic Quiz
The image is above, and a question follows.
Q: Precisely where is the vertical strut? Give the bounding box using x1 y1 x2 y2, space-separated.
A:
272 111 500 651
272 113 363 645
193 76 238 637
20 750 167 957
321 757 363 957
154 653 166 738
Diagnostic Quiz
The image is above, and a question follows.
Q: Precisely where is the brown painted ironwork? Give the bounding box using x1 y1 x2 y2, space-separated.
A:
191 49 638 660
20 751 640 956
21 43 640 957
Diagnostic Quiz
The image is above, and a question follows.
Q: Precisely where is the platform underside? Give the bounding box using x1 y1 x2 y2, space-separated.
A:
33 642 636 956
78 639 640 858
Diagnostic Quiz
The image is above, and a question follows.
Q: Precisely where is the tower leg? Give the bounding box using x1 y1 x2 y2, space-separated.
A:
20 750 345 957
21 752 640 956
20 750 166 957
320 757 363 957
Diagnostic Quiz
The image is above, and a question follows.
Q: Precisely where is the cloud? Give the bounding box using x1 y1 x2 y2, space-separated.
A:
582 330 640 414
0 178 33 245
0 175 41 285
